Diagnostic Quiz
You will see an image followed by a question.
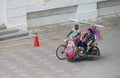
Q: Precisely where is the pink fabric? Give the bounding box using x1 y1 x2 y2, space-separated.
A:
66 40 77 59
91 26 100 43
66 40 75 55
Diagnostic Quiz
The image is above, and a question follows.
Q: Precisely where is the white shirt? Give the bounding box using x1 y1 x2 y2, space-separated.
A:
71 28 81 37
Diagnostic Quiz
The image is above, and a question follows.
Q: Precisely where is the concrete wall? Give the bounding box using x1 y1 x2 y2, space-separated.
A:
27 0 98 28
97 0 107 2
5 0 28 31
0 0 120 29
76 2 97 20
27 5 77 27
0 0 6 25
0 0 28 31
27 0 98 13
97 0 120 16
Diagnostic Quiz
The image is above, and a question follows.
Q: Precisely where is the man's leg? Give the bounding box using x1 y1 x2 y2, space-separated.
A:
80 47 84 53
80 42 87 53
75 47 78 53
75 41 81 53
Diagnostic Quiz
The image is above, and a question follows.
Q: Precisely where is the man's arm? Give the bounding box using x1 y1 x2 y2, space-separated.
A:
73 32 81 38
87 35 95 46
87 40 94 46
66 30 73 37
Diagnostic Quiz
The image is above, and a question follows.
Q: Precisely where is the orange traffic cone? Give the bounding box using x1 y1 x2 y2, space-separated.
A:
34 32 40 47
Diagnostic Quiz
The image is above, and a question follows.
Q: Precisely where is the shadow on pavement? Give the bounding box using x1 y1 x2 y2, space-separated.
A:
66 55 105 63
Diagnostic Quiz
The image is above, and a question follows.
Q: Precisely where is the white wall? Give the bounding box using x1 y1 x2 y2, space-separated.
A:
27 5 76 27
0 0 120 29
5 0 28 31
27 0 98 27
98 0 120 16
27 0 78 13
0 0 6 25
76 2 97 20
97 0 107 2
27 0 97 13
28 12 76 28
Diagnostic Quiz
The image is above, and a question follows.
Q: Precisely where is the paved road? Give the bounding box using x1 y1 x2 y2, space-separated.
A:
0 15 120 78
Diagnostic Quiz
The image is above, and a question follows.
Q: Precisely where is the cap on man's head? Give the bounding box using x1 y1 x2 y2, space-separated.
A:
75 24 79 27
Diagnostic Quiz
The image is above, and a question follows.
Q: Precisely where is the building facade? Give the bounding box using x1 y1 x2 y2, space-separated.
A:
0 0 120 30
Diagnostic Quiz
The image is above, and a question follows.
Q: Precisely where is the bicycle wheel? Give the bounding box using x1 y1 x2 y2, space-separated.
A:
56 45 66 60
88 46 100 60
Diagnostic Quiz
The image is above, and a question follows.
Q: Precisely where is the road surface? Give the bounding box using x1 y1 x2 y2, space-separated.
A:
0 15 119 78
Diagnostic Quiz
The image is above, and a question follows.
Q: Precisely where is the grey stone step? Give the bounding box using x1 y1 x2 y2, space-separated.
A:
0 34 35 43
0 28 19 36
0 31 29 41
0 25 6 30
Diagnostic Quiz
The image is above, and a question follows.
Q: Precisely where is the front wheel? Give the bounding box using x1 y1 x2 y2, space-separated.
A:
56 45 66 60
87 46 100 60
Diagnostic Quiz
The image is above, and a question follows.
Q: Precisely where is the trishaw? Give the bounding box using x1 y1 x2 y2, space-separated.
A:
56 19 104 61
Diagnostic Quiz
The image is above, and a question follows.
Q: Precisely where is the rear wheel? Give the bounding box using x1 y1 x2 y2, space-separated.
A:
87 46 100 60
56 45 66 60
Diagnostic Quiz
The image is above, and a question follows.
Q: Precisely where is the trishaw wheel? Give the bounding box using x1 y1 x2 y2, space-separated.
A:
88 46 100 60
56 45 66 60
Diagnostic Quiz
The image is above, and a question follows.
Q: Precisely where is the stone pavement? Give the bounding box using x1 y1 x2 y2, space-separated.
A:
0 38 88 78
0 14 119 78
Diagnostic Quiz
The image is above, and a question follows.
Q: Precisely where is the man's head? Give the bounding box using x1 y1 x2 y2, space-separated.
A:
74 24 79 30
